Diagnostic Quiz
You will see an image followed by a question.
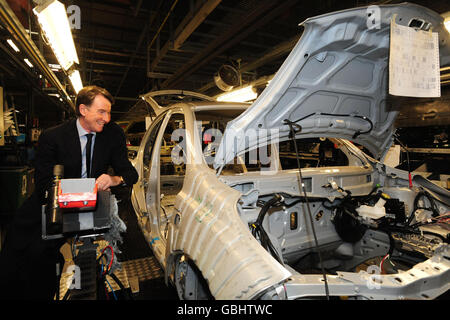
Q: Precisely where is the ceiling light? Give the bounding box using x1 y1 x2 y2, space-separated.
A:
33 0 79 71
216 85 257 102
24 58 34 68
6 39 20 52
68 69 83 93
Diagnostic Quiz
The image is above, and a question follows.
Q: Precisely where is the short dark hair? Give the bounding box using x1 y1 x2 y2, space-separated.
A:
75 85 114 117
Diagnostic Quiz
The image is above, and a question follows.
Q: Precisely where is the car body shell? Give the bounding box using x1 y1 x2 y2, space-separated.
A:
131 3 450 300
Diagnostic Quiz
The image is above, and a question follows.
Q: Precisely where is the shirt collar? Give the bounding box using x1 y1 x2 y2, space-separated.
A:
76 118 96 138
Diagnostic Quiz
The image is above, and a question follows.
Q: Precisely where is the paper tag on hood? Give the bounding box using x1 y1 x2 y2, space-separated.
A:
389 17 440 97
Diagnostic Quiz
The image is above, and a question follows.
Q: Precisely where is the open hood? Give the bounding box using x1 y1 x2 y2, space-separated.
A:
214 3 450 169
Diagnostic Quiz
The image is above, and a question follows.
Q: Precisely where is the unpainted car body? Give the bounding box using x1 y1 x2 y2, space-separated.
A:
131 3 450 300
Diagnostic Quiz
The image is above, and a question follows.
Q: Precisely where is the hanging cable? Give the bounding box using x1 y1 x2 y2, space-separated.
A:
252 194 284 264
380 254 389 274
406 189 441 227
109 272 133 300
99 245 114 275
105 279 117 300
284 119 330 300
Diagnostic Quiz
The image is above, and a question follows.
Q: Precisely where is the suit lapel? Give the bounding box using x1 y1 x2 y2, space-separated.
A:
67 119 82 177
91 129 105 177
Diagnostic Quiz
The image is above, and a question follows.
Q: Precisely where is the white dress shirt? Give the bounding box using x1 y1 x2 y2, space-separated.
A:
76 119 96 178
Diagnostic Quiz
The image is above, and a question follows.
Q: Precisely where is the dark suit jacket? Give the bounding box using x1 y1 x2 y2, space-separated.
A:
4 118 138 246
35 118 138 201
0 119 139 296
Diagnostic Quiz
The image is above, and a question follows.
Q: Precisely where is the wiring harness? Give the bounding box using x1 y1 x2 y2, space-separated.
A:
96 245 132 300
251 194 284 265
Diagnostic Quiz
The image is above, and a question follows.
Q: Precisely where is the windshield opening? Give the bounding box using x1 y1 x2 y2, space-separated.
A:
194 109 368 174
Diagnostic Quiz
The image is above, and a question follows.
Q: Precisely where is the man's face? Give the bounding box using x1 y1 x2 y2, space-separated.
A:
79 94 111 133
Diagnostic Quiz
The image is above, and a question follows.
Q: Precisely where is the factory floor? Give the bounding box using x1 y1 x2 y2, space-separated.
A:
113 187 178 300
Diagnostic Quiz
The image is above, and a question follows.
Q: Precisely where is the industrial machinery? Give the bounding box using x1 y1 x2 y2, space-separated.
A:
42 165 129 300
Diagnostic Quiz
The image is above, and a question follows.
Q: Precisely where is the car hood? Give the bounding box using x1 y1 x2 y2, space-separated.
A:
214 3 450 169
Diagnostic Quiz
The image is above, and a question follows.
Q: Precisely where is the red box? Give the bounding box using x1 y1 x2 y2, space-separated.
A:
58 178 98 210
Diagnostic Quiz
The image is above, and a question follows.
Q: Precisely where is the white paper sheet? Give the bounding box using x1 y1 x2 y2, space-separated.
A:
389 19 440 97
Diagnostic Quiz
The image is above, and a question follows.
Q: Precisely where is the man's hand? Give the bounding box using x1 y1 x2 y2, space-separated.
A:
96 174 122 191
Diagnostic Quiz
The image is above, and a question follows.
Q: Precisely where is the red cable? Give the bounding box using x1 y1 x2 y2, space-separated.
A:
380 254 389 274
101 245 114 274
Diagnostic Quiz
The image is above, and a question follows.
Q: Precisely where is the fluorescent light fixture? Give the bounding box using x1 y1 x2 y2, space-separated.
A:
6 39 20 52
68 69 83 93
24 58 34 68
33 0 79 71
216 85 257 102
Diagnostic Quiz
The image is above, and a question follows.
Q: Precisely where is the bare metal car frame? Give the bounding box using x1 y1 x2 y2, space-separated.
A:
131 3 450 300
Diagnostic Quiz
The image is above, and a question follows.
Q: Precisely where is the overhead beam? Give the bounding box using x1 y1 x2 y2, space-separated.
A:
114 0 164 97
147 72 173 79
82 48 146 60
82 21 145 34
148 0 221 75
74 34 152 52
197 34 300 93
81 44 195 61
86 68 128 75
85 58 145 68
161 0 278 88
173 0 222 50
240 35 300 72
162 0 299 89
133 0 143 17
146 0 179 53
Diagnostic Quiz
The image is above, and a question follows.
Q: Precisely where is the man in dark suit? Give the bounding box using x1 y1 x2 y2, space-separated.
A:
0 86 138 299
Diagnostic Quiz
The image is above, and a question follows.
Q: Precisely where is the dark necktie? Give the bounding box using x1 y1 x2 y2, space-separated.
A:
85 133 93 178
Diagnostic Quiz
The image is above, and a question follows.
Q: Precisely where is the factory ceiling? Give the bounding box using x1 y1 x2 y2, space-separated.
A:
1 0 450 125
